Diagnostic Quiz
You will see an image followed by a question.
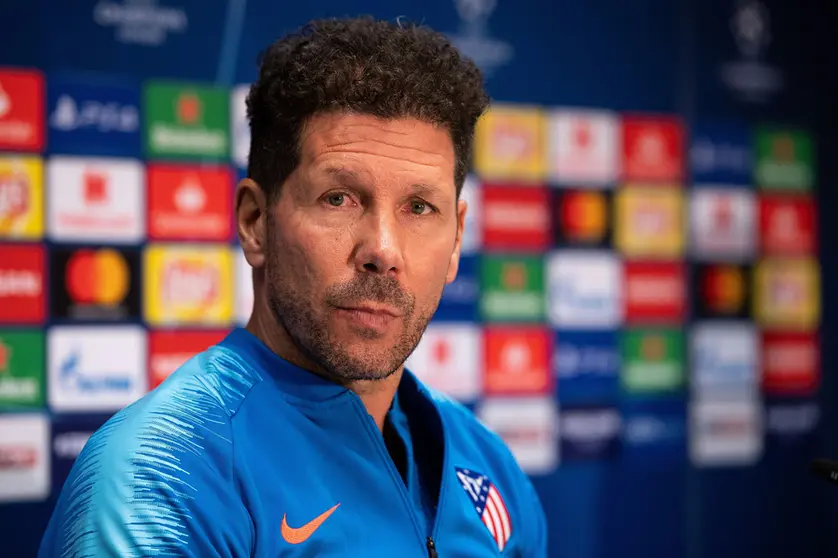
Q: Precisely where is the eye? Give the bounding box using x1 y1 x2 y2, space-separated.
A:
326 193 346 207
409 200 435 215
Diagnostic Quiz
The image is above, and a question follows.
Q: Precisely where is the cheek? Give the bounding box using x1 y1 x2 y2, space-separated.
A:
275 219 348 293
409 243 454 300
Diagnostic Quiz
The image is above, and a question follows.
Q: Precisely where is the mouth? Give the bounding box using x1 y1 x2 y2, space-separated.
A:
335 304 403 318
333 304 402 331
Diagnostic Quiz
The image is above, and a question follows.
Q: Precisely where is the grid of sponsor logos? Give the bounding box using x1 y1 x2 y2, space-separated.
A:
0 68 820 503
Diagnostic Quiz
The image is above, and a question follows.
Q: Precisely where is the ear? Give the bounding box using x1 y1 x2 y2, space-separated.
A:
445 198 467 284
235 178 268 268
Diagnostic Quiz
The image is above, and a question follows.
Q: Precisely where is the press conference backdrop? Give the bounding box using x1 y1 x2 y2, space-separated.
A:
0 0 830 557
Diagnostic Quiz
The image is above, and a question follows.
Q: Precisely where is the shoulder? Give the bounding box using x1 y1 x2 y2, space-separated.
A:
80 343 265 482
95 343 264 453
41 344 263 556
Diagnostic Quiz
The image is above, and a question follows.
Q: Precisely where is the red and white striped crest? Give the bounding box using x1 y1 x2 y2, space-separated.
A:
456 467 512 551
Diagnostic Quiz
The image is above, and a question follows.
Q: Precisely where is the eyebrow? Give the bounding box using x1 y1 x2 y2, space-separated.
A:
323 167 442 198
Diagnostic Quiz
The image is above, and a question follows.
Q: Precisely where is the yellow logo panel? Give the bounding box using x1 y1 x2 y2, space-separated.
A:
0 155 43 239
474 105 545 182
754 258 819 330
614 187 684 258
144 244 233 326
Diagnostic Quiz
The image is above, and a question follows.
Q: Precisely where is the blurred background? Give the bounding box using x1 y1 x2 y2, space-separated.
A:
0 0 835 556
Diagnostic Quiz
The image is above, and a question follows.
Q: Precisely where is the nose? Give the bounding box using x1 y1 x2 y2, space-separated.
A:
352 210 404 277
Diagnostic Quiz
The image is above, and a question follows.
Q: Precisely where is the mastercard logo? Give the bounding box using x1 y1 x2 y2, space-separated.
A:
66 249 129 305
561 192 606 241
701 265 745 314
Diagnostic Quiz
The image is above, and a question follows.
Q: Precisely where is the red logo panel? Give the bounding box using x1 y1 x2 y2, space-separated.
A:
483 327 552 396
0 244 45 323
482 185 550 250
759 195 816 254
621 116 684 181
624 262 686 323
147 164 233 241
148 330 229 389
762 332 819 395
0 69 44 152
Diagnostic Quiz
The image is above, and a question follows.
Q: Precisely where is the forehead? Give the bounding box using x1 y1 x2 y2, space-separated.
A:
298 112 456 185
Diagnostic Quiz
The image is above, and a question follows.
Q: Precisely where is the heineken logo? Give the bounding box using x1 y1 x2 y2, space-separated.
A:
177 93 201 125
144 82 229 159
640 335 666 360
771 134 795 162
501 262 527 290
0 342 8 372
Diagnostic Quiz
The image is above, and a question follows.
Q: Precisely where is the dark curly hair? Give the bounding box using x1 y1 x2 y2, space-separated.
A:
245 16 490 201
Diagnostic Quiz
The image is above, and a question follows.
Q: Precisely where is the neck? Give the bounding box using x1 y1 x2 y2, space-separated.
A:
246 303 401 432
347 371 403 431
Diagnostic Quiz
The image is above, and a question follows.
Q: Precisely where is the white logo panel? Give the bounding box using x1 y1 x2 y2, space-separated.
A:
547 251 622 328
231 85 249 169
0 413 50 503
460 174 482 254
690 397 763 467
476 396 559 474
406 324 481 402
690 189 755 260
547 109 619 186
690 322 758 398
47 156 144 243
48 325 147 413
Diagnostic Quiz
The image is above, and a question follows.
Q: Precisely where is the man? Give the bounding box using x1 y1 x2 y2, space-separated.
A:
40 16 548 557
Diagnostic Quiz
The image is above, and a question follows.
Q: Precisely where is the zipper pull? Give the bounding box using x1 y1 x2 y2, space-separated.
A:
426 537 438 558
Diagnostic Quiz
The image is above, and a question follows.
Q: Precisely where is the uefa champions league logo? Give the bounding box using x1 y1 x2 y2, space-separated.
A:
719 0 782 103
93 0 188 47
455 0 497 36
731 0 771 59
448 0 513 78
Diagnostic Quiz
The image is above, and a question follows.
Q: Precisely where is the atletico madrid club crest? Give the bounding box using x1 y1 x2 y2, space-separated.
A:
456 467 512 552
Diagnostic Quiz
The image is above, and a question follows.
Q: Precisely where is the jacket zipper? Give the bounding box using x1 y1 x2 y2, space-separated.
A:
426 536 438 558
428 398 451 554
352 397 429 556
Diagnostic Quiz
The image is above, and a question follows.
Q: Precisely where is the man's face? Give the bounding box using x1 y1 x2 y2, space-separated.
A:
258 113 465 382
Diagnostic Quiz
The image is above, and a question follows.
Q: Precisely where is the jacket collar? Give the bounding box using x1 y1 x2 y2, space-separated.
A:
219 327 433 409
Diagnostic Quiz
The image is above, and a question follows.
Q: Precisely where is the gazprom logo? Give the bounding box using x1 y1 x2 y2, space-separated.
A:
694 348 752 379
552 283 611 311
691 139 751 176
555 344 619 377
59 348 133 394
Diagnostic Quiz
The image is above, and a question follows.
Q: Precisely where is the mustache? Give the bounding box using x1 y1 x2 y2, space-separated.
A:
325 275 414 313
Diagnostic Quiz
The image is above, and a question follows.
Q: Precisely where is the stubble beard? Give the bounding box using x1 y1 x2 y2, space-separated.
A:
264 218 440 383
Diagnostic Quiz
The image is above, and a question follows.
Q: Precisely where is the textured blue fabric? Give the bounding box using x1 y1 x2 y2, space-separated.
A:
39 328 547 557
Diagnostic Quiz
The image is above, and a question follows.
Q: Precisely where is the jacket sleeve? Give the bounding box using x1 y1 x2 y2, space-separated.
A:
38 398 254 557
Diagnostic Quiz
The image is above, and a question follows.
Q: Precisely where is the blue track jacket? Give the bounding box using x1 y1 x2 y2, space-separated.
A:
40 328 548 557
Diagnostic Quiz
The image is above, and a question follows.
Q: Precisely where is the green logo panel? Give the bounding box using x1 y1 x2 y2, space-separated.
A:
621 328 684 394
755 127 814 191
144 82 230 160
0 330 45 409
480 255 544 322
